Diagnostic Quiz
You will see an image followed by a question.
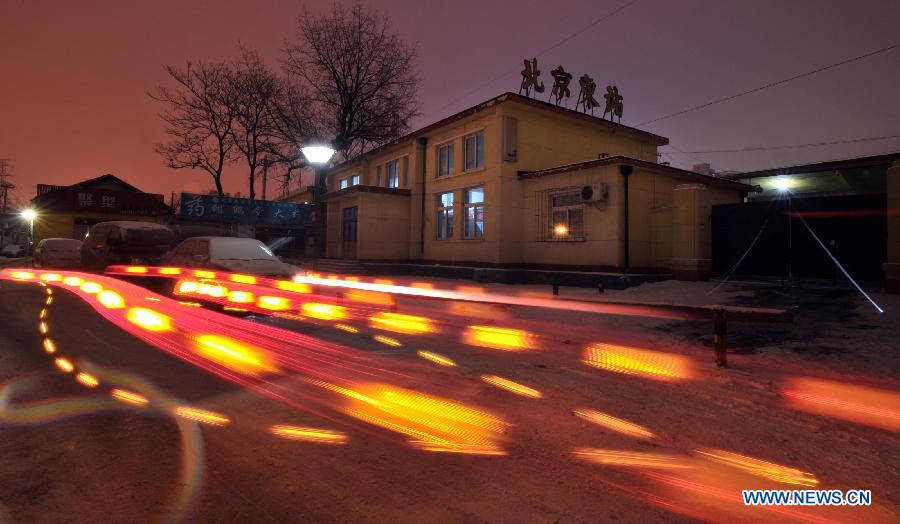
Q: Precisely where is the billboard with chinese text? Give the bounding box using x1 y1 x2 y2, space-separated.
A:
179 193 313 226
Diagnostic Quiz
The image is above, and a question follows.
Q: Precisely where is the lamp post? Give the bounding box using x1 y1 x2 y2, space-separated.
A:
300 144 336 261
774 177 793 282
21 208 37 262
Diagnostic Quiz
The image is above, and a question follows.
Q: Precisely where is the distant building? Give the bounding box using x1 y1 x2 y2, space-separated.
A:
321 92 751 280
30 174 170 244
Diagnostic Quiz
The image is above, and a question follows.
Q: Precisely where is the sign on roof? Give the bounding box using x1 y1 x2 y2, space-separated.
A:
179 193 313 226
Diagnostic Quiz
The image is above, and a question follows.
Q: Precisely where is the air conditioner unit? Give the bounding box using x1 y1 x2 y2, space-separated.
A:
580 183 608 203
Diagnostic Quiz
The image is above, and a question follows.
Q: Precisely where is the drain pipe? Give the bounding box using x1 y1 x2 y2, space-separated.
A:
620 164 633 271
418 137 428 256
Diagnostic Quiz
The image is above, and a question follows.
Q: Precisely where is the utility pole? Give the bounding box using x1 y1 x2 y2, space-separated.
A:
0 159 15 215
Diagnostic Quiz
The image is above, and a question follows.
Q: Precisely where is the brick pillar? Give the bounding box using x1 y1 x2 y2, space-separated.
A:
884 161 900 292
670 183 711 280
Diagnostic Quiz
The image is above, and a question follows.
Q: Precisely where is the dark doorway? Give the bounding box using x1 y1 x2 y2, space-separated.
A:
711 194 886 281
341 206 358 259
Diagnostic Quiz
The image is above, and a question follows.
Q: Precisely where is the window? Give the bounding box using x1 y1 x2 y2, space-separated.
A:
387 160 399 188
464 186 484 239
437 142 454 177
339 178 349 189
463 131 484 171
436 191 454 239
537 187 584 241
376 165 382 186
350 174 360 186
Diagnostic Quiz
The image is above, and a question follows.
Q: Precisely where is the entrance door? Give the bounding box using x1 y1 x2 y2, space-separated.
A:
341 206 358 259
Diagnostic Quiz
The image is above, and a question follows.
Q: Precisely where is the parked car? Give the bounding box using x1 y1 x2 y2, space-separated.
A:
81 221 177 271
33 238 83 268
0 244 26 258
163 236 299 277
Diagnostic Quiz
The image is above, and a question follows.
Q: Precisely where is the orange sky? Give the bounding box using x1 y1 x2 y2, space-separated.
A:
2 0 898 203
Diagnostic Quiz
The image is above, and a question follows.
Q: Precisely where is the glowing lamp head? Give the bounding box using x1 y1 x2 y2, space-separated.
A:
21 209 37 221
773 177 792 192
553 224 569 237
300 145 336 165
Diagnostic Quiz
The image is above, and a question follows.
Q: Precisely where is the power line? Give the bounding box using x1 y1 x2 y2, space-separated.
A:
637 41 900 127
433 0 640 115
659 134 900 154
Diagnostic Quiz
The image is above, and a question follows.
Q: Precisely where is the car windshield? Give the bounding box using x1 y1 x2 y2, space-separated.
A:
45 239 82 250
210 239 277 262
125 228 176 246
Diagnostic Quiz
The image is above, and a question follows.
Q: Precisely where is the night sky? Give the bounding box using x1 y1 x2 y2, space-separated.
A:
2 0 898 199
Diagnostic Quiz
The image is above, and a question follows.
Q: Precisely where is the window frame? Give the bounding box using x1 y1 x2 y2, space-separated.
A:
436 141 455 178
463 131 485 172
387 159 400 188
463 186 485 239
538 187 586 242
436 191 455 240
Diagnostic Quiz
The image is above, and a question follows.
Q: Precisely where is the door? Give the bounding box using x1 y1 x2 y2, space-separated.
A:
341 206 358 259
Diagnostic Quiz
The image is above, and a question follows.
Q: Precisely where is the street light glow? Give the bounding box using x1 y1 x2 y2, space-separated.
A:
21 209 37 221
553 224 569 237
301 145 336 165
773 177 792 191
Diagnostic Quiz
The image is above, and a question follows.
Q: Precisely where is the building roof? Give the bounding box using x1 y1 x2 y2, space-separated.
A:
69 173 145 192
518 155 755 191
723 152 900 179
321 185 412 200
329 92 670 172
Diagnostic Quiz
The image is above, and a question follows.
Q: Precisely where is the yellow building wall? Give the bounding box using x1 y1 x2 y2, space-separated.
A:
356 193 410 260
33 212 163 246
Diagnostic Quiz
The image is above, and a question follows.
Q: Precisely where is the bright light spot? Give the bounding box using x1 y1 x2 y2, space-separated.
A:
194 334 278 376
39 322 48 334
126 308 174 332
145 297 160 302
10 271 35 280
346 290 395 306
76 372 99 388
54 358 74 373
43 338 56 354
159 267 181 275
40 273 61 281
80 282 102 294
177 280 199 294
63 276 83 286
125 266 148 273
301 302 347 320
223 306 248 312
773 177 792 191
481 375 543 398
369 312 433 334
258 296 290 311
40 308 46 319
178 301 202 307
174 406 230 426
45 296 53 305
334 323 359 333
276 280 311 293
417 350 456 367
573 409 655 439
696 448 818 487
464 326 533 351
572 448 691 469
373 335 402 347
314 381 508 455
553 224 569 237
20 209 37 221
270 425 348 444
301 145 336 165
782 377 900 432
111 388 149 406
98 290 125 309
46 288 53 295
373 279 394 285
230 274 257 284
583 343 694 381
194 270 216 279
411 282 434 290
228 291 253 304
207 285 227 298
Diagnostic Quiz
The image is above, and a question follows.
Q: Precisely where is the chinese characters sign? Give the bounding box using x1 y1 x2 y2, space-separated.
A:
33 187 170 216
180 193 313 226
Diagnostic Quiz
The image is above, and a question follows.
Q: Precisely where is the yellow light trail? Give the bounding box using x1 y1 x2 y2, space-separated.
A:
334 324 359 333
276 280 311 293
464 326 533 351
369 312 433 335
301 303 347 320
43 338 56 354
573 409 655 439
174 406 230 426
270 425 348 444
127 308 174 332
63 276 83 286
76 372 99 388
40 273 61 281
572 448 692 469
230 274 257 284
583 343 694 381
696 449 819 487
481 375 543 398
54 358 74 373
39 321 48 334
258 296 290 311
194 334 278 376
111 388 149 406
417 350 456 367
159 267 181 275
98 290 125 309
373 335 402 347
80 282 102 294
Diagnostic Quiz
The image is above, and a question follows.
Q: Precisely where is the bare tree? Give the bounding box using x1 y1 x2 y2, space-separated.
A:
266 78 320 196
151 61 237 196
230 45 281 200
282 2 420 161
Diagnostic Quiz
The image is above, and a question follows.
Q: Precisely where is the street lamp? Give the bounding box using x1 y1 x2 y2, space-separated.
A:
300 144 336 262
21 208 37 260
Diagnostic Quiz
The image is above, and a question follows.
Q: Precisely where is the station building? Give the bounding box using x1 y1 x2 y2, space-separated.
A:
30 174 170 245
321 92 752 280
